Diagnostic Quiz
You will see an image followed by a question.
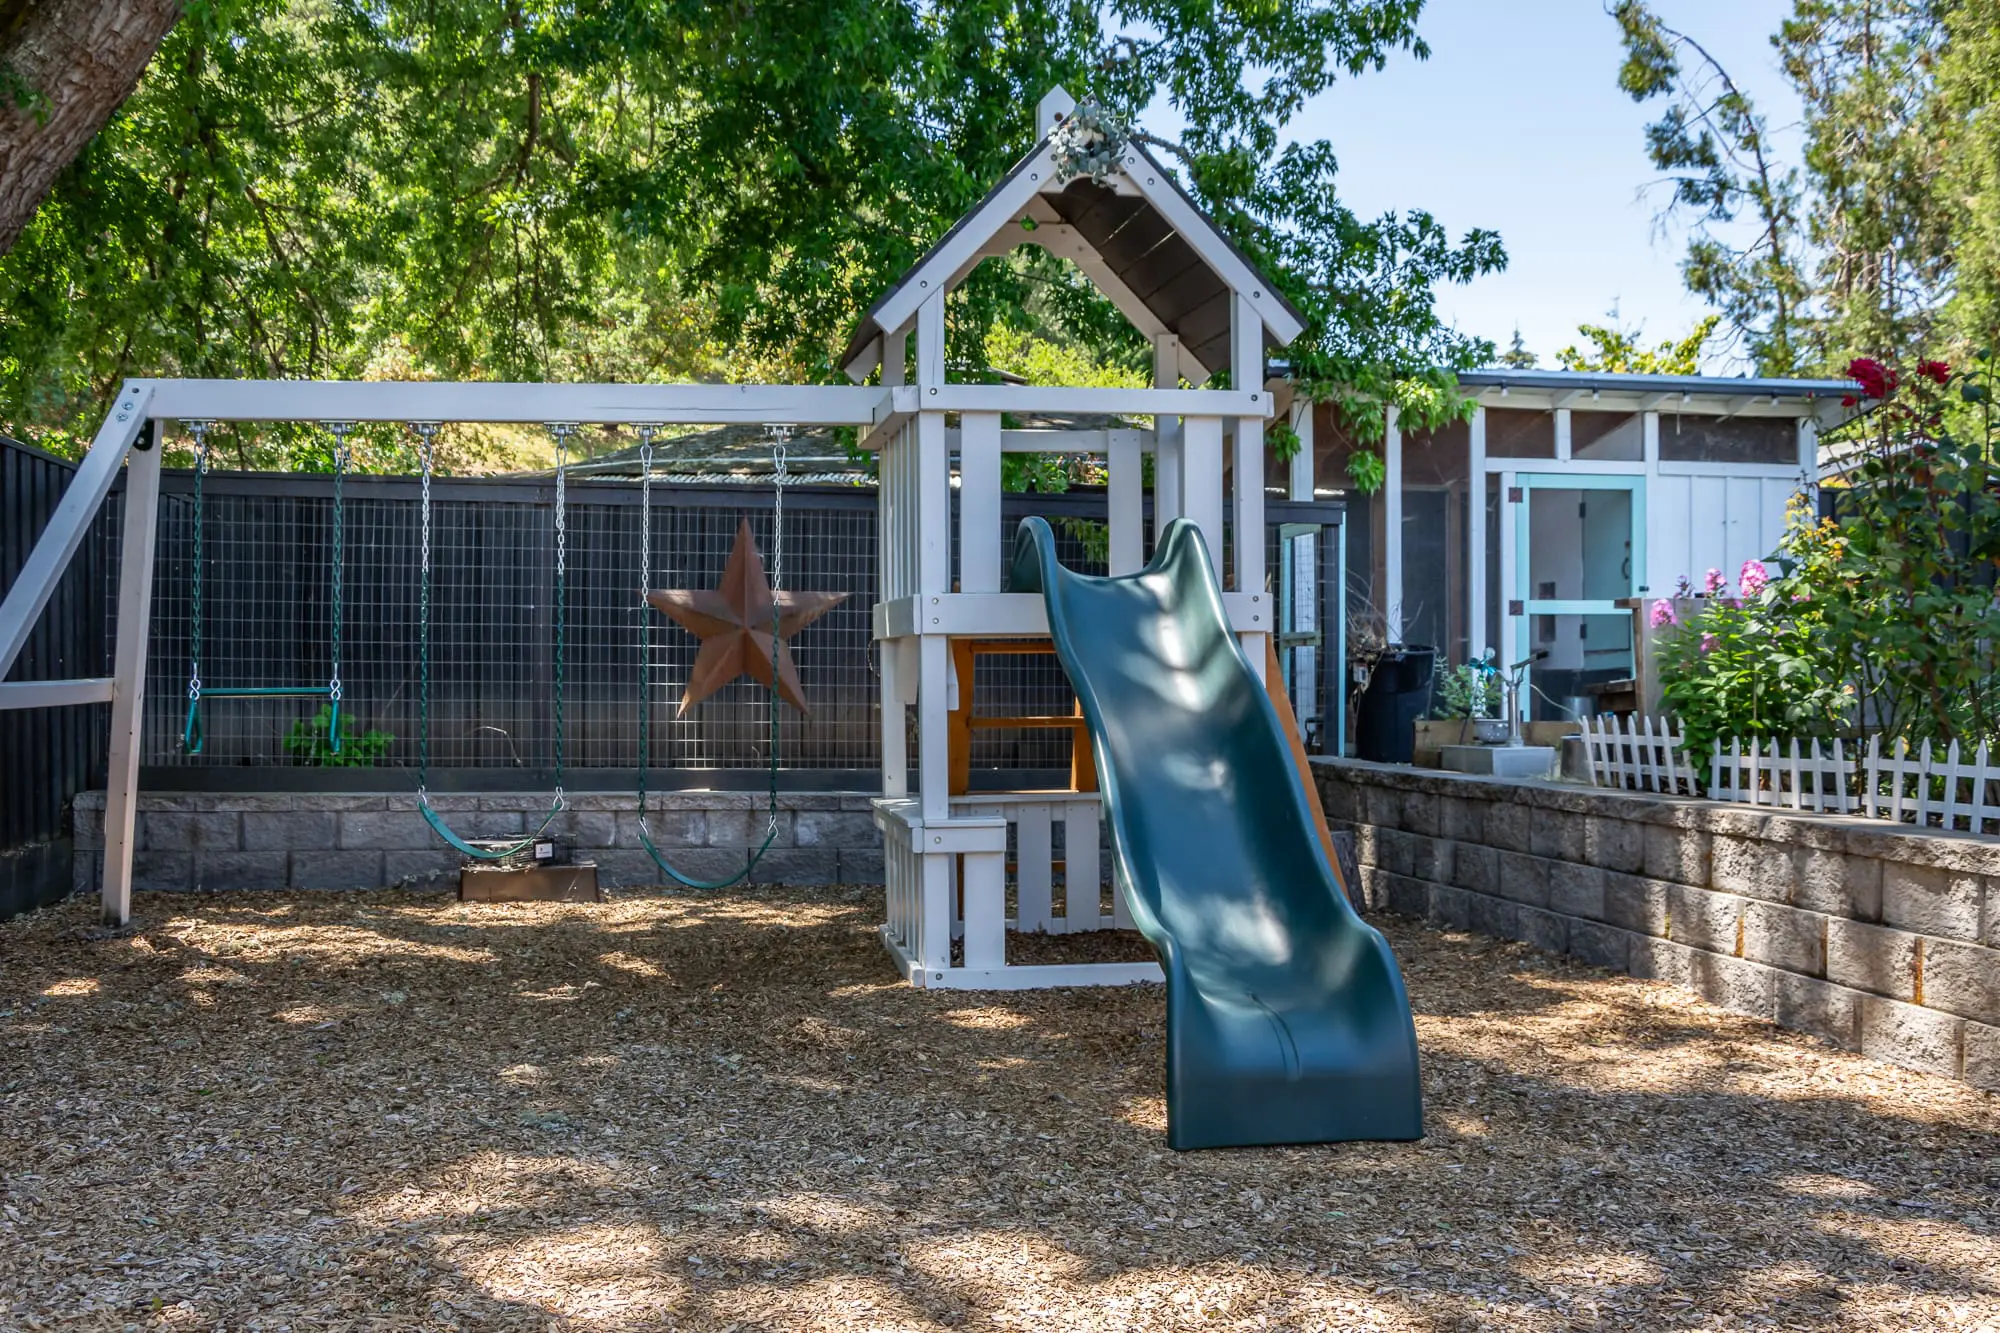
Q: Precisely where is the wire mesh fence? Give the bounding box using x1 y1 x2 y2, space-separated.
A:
134 470 1130 785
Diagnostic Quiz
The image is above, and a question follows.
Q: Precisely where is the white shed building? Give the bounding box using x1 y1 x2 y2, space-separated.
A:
1276 368 1864 723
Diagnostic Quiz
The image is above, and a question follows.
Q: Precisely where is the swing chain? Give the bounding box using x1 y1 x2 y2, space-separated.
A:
411 421 439 802
324 421 352 706
185 421 213 708
636 426 656 815
767 426 789 840
548 422 576 810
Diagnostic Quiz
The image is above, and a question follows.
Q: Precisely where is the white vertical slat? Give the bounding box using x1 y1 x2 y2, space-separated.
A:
961 849 1006 969
1833 736 1851 814
1180 415 1226 572
915 292 945 386
1724 476 1763 581
1231 293 1266 599
100 437 165 927
1467 406 1487 658
1288 396 1315 503
1384 405 1403 644
1497 468 1518 665
1553 408 1573 461
1649 715 1670 792
1647 473 1693 607
880 640 907 798
959 411 1003 592
1943 739 1966 831
1787 736 1804 811
1710 739 1726 801
1617 714 1638 790
1108 430 1144 575
1016 803 1054 933
1580 715 1599 786
1975 741 1998 834
918 635 951 824
948 850 963 940
1065 805 1101 930
1916 738 1936 825
917 847 952 983
1153 334 1183 540
917 411 949 594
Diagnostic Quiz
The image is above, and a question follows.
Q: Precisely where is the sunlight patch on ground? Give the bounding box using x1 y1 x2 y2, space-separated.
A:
597 950 666 978
1515 1248 1665 1287
1780 1172 1878 1200
39 977 99 997
940 1007 1031 1030
448 1222 688 1323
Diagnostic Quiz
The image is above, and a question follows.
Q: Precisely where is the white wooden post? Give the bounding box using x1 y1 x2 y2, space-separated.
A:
1467 405 1487 660
1383 405 1403 645
962 849 1006 968
1180 415 1226 573
1496 467 1517 666
1553 408 1573 461
879 641 907 798
1287 396 1314 502
102 432 165 926
1016 801 1054 932
1232 293 1266 597
918 847 952 982
1153 334 1183 540
959 411 1002 592
1108 431 1144 574
1064 806 1100 928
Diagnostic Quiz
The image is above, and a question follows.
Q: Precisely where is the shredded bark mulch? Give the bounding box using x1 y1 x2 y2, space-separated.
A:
2 885 1995 1331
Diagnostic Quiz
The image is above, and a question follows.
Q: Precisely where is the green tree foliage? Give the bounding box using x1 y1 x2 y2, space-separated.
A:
1610 1 1811 374
0 0 1506 461
1610 0 1958 374
1934 0 2000 352
1498 328 1536 368
1555 313 1719 374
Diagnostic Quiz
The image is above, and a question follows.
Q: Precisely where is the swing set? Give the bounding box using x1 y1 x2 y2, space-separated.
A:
172 412 796 882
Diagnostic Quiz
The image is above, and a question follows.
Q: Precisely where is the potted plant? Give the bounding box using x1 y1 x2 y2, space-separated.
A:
1413 663 1504 766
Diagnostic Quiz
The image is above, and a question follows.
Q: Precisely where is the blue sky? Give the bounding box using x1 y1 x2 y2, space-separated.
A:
1202 1 1803 372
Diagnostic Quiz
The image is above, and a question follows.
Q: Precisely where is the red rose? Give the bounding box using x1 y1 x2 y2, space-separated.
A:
1917 359 1951 385
1841 394 1858 408
1848 357 1892 399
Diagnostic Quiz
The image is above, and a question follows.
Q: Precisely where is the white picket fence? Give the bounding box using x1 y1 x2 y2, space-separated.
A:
1579 714 1701 795
1708 735 1856 813
1582 716 2000 836
1857 735 2000 834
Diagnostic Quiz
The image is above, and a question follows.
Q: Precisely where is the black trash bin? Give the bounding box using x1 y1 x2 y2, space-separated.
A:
1353 645 1436 764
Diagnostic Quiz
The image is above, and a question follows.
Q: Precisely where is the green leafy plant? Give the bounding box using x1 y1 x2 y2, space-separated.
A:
285 705 394 768
1346 448 1386 495
1267 419 1302 463
1429 664 1501 721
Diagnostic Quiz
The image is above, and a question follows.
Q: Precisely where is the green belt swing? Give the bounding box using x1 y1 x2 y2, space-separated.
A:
180 420 348 755
412 421 570 860
631 425 786 889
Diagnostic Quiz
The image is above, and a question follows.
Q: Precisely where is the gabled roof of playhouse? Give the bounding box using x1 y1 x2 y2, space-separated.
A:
841 89 1306 387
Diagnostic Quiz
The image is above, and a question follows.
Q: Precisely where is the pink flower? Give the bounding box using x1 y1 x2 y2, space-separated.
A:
1739 559 1770 596
1674 575 1692 598
1704 568 1727 597
1700 632 1720 655
1649 599 1679 628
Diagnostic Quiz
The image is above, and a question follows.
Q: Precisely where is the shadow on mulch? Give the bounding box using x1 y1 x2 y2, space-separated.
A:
1 885 1995 1331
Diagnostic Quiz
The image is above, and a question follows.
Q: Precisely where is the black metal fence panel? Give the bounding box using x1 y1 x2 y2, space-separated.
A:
1 436 112 916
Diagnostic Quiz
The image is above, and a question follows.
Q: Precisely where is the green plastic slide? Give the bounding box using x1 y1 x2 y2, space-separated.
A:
1010 516 1423 1149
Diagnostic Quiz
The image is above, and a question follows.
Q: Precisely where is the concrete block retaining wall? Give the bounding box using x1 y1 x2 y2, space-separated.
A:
1313 758 2000 1092
70 791 889 894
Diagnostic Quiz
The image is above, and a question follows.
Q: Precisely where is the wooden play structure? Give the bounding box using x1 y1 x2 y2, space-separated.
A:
0 88 1310 992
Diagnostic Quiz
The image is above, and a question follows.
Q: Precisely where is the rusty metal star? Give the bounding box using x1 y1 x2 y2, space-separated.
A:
645 517 847 716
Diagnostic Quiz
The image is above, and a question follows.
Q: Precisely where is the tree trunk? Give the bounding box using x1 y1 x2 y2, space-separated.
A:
0 0 184 255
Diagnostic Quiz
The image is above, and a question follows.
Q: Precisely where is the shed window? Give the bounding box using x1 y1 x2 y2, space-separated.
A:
1485 408 1555 458
1571 411 1643 461
1659 415 1798 465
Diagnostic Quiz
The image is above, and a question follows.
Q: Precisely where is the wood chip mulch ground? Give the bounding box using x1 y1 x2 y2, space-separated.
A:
2 885 1996 1332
